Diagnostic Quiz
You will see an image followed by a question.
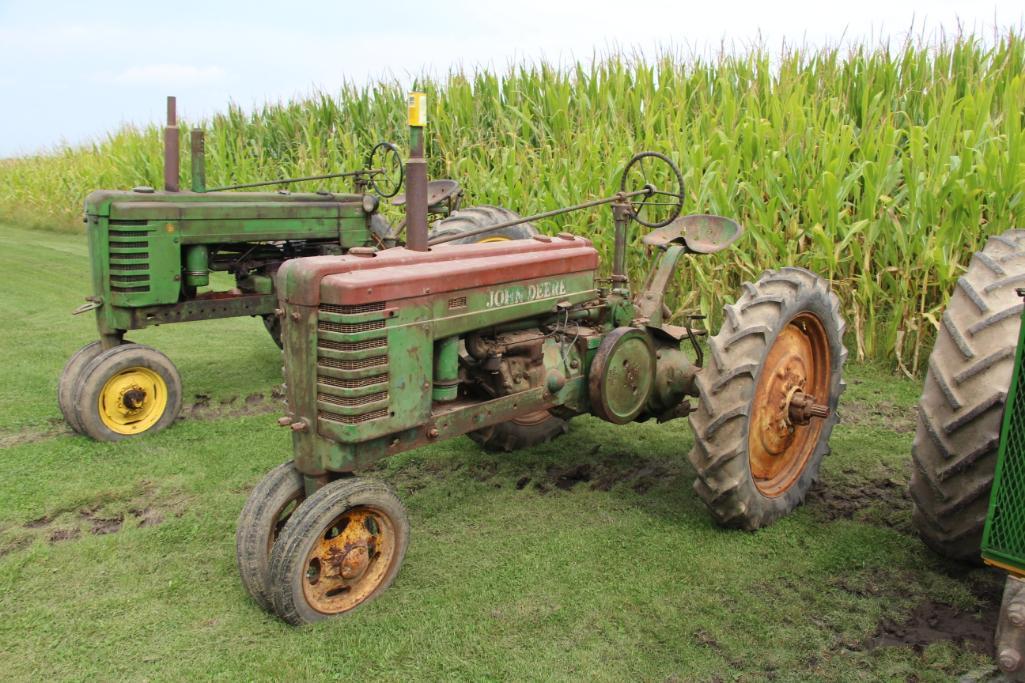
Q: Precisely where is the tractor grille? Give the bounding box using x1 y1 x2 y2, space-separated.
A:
985 337 1025 573
107 224 152 295
315 303 390 428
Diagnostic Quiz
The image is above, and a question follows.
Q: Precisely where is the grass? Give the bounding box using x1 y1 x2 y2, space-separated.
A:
2 33 1025 373
0 222 1006 681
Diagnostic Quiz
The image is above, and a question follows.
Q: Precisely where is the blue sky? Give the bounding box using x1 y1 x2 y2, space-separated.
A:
0 0 1022 158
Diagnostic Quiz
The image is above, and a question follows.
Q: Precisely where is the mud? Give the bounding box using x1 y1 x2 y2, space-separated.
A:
515 455 677 495
0 482 191 554
865 599 995 654
840 399 917 433
805 474 913 534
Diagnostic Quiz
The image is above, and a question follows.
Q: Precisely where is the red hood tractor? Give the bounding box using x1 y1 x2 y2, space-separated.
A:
235 93 848 625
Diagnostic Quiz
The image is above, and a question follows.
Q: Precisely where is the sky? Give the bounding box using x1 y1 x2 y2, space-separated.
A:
0 0 1022 158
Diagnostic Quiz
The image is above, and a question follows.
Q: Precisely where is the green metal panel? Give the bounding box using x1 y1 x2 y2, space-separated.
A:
983 304 1025 576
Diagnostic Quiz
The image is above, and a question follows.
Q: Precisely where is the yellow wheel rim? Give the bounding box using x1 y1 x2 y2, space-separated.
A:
478 236 511 243
97 367 168 435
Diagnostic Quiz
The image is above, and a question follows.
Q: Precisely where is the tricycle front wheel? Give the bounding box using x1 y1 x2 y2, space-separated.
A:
268 477 409 625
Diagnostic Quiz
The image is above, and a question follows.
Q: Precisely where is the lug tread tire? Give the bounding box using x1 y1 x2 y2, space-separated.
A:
688 267 847 530
468 416 570 453
429 205 539 243
58 341 104 434
71 343 183 442
910 229 1025 561
236 462 306 612
269 477 409 626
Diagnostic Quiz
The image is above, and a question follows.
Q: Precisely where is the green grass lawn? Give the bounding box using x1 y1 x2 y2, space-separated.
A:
0 223 1003 681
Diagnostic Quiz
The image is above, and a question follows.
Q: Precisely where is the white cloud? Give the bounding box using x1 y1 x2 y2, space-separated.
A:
96 64 226 86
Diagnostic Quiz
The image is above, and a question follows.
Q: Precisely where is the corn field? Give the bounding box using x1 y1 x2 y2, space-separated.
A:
2 34 1024 373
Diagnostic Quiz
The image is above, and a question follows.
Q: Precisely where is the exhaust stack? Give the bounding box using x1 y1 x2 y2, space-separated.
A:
164 96 179 192
405 92 428 251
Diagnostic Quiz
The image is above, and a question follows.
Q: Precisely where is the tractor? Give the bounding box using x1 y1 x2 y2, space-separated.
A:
909 229 1025 679
59 96 534 441
236 93 848 625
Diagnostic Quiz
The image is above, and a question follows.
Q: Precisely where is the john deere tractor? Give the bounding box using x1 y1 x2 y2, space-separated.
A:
235 93 848 625
59 97 537 442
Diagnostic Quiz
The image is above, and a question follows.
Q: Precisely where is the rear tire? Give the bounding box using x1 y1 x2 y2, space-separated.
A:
469 412 570 452
429 205 539 244
262 315 283 349
58 341 104 434
910 229 1025 562
689 267 847 529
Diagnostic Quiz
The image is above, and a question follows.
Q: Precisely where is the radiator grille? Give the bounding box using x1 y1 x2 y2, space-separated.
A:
320 302 386 315
318 320 385 334
318 391 388 407
319 338 387 353
315 303 390 430
107 225 152 301
319 374 388 389
318 408 389 425
318 355 388 371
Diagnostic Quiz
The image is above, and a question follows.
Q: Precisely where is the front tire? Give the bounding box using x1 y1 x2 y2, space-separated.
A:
236 462 306 612
268 477 409 626
909 229 1025 561
689 267 847 529
71 343 182 441
58 341 104 434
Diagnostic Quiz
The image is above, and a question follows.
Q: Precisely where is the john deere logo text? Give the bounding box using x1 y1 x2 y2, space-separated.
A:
486 280 568 308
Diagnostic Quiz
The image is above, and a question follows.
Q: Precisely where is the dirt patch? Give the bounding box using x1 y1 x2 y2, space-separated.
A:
525 455 677 495
841 399 917 433
182 387 285 422
2 482 191 554
805 475 912 534
865 599 995 654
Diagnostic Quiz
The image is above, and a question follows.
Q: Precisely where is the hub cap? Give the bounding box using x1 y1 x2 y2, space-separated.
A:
98 367 168 435
302 506 397 615
748 313 831 497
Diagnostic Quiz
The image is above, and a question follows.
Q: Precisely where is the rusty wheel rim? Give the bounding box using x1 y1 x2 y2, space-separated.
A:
301 505 398 615
748 313 831 497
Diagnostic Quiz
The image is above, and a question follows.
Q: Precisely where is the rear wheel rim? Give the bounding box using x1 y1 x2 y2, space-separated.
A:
98 367 168 435
748 313 830 497
301 505 398 615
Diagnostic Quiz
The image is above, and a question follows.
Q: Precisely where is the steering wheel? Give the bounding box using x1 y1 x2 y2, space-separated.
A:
365 141 404 198
619 151 684 228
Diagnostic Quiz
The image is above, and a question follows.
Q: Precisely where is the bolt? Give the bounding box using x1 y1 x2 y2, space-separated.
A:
570 359 579 369
290 420 307 432
777 368 786 379
274 308 284 317
291 311 300 321
1009 600 1025 628
277 416 293 427
427 427 439 439
999 648 1022 673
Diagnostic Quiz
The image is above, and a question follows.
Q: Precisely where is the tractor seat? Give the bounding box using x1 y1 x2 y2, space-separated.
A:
642 214 744 254
390 179 462 210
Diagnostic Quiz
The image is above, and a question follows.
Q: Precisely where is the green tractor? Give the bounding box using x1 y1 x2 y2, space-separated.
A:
59 97 535 442
910 229 1025 679
235 94 849 625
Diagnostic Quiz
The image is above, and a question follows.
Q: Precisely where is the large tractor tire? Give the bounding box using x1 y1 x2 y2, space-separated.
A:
689 267 847 529
910 229 1025 562
429 205 539 244
431 205 569 452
